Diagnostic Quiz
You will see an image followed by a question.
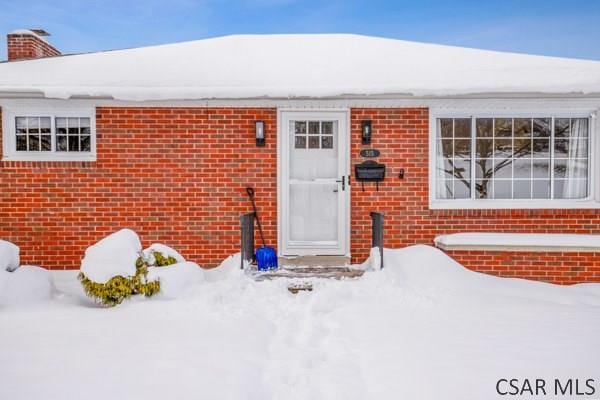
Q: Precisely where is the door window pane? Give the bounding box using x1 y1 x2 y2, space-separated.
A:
290 120 338 180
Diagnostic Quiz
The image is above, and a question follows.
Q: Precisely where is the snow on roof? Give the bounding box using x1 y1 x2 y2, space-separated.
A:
1 34 600 101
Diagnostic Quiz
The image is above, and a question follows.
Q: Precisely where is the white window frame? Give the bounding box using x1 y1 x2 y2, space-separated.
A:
429 109 599 209
2 106 96 161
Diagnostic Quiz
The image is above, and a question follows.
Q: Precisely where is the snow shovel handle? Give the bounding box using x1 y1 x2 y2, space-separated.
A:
246 187 267 247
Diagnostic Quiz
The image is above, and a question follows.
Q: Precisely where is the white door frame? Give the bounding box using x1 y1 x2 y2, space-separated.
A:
277 108 351 257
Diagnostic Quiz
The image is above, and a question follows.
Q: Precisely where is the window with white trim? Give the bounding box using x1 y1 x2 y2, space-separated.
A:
435 117 591 201
3 109 96 161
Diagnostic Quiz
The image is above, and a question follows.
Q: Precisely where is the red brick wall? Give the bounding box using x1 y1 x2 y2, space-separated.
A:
7 33 61 61
0 107 277 268
447 250 600 283
1 106 599 283
349 108 600 283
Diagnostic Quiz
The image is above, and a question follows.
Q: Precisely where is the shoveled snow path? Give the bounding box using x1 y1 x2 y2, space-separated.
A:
262 280 368 400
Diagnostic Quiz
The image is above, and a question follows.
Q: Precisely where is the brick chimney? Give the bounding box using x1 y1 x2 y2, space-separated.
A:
7 29 61 61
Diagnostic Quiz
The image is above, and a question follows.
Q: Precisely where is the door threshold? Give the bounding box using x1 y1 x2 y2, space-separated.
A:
278 255 350 268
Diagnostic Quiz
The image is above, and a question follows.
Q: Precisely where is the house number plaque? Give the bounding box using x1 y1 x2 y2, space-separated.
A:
360 148 380 158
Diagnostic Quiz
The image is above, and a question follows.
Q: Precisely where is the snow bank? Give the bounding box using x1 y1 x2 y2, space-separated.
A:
142 243 185 264
203 253 244 282
0 240 20 272
1 34 599 101
80 229 141 283
0 266 54 306
382 245 600 306
147 262 203 299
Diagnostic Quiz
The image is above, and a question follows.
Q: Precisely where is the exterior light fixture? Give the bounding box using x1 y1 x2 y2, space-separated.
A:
361 120 372 145
255 120 265 147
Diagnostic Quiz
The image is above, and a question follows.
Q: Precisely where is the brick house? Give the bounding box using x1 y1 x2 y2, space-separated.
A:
1 29 600 283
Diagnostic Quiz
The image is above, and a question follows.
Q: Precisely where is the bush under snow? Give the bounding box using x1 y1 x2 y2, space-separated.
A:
0 266 54 306
0 239 20 272
142 243 185 266
0 240 54 306
79 229 203 305
80 229 141 284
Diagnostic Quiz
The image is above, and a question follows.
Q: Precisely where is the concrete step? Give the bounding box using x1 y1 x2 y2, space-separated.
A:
278 255 351 267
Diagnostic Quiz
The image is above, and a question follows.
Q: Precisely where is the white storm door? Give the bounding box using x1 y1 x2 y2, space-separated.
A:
280 111 349 256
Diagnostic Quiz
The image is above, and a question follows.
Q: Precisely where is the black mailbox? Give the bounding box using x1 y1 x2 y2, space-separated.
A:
355 160 385 182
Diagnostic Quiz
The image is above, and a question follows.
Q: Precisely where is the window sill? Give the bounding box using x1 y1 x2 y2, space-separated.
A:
2 154 96 162
435 232 600 253
429 199 600 210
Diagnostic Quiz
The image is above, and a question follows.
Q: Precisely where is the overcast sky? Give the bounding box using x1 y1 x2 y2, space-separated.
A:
1 0 599 61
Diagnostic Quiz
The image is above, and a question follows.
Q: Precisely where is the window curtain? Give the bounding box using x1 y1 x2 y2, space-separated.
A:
562 119 588 199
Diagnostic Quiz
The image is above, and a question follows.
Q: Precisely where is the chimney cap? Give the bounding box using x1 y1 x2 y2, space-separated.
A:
9 28 51 37
29 29 50 37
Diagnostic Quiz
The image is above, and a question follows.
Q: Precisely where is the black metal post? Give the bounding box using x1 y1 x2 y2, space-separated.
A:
370 211 384 269
240 212 255 269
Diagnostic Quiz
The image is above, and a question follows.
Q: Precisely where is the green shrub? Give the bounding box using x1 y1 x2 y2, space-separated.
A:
152 252 178 267
79 250 177 307
79 258 160 307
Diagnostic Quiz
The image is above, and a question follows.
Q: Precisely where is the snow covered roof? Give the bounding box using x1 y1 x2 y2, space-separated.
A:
1 34 600 101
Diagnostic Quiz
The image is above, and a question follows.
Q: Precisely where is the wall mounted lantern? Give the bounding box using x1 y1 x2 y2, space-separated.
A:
255 120 265 147
361 120 372 145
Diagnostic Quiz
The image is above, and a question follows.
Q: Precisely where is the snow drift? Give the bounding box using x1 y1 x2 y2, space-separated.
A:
380 245 600 306
147 261 204 299
0 266 54 306
0 240 20 272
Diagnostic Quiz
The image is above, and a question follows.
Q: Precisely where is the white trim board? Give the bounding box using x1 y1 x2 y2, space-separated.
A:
435 232 600 253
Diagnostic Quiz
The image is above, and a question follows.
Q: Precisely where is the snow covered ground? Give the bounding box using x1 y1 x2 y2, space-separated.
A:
0 245 599 400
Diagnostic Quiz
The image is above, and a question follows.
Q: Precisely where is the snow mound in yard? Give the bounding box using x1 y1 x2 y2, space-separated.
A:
204 253 244 282
80 229 141 283
143 243 185 264
0 266 54 306
0 240 20 272
382 245 600 306
147 262 203 299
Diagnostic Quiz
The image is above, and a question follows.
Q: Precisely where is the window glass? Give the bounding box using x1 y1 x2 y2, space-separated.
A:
15 116 51 152
436 117 589 201
14 115 92 155
435 118 471 199
55 117 91 153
